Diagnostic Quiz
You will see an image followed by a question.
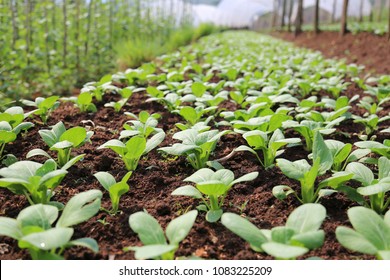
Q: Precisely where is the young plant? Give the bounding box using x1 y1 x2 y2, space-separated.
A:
98 132 165 171
94 171 132 214
21 96 60 124
354 139 390 159
0 190 102 260
353 114 390 137
158 129 229 169
273 132 354 203
0 106 34 158
222 204 326 259
63 92 97 113
282 120 337 151
104 98 128 113
121 111 162 139
125 210 198 260
0 159 67 206
27 121 93 168
235 129 301 168
324 139 370 171
175 106 213 130
336 207 390 260
172 168 258 222
345 157 390 214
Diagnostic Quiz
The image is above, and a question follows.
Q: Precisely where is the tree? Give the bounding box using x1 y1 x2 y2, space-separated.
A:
314 0 320 34
295 0 303 36
340 0 349 36
287 0 294 32
331 0 336 23
388 0 390 40
272 0 278 28
281 0 287 28
359 0 364 22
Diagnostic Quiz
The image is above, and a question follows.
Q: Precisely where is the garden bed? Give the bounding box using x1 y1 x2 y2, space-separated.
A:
0 31 389 260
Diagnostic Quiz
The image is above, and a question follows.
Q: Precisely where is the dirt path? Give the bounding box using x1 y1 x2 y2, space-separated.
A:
272 31 390 75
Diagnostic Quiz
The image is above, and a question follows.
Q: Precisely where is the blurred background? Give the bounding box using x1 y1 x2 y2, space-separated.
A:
0 0 389 107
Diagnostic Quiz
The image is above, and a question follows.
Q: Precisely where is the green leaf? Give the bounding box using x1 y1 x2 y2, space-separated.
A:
56 190 102 228
26 149 51 160
17 204 58 229
377 251 390 260
221 213 267 252
129 212 166 245
336 227 378 255
272 185 295 200
378 157 390 180
109 182 129 212
231 172 258 186
291 230 325 249
78 92 92 105
0 131 16 144
61 154 84 170
286 204 326 234
347 207 390 250
196 181 229 196
21 227 73 251
191 82 207 97
277 159 310 181
166 210 197 245
206 209 223 223
357 183 390 196
144 131 165 154
346 162 374 186
262 242 308 259
172 185 203 199
271 227 295 244
68 237 99 253
94 172 116 191
312 131 333 174
130 244 177 260
184 168 215 184
0 217 22 239
98 139 127 156
60 127 87 148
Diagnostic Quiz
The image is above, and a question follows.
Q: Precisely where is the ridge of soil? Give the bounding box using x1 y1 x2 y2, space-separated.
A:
272 31 390 76
0 77 388 260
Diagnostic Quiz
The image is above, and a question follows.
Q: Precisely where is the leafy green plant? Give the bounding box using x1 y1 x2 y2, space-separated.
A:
64 92 97 113
0 159 67 206
175 106 214 130
94 171 132 214
0 106 34 158
21 96 60 124
336 207 390 260
345 157 390 214
324 139 370 171
353 114 390 137
125 210 198 260
98 132 165 171
282 120 337 151
159 129 229 169
120 111 162 139
222 204 326 259
235 129 301 169
27 122 93 168
172 168 258 222
273 132 354 203
354 140 390 159
0 190 102 260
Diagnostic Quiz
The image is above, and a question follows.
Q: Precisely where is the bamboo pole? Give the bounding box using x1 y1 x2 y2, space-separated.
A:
340 0 349 36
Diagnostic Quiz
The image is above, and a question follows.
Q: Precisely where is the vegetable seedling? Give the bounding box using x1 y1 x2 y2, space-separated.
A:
159 129 229 170
0 159 67 206
222 204 326 259
125 210 198 260
0 190 102 260
94 171 132 214
336 207 390 260
27 121 93 168
21 96 60 124
172 168 258 222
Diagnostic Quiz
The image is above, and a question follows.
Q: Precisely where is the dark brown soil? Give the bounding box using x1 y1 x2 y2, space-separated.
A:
0 77 387 260
272 31 390 75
